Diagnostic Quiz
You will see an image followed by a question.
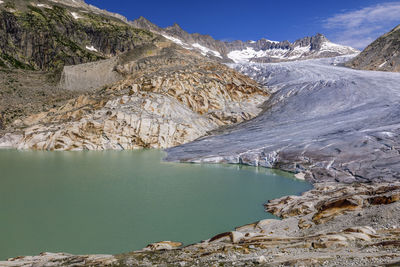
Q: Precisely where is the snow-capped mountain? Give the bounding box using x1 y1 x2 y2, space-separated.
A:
131 17 359 63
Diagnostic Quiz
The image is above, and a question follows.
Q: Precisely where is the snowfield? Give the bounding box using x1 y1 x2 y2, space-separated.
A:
166 56 400 183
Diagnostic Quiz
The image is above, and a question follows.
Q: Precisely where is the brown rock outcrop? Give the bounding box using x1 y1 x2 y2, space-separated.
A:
266 183 400 224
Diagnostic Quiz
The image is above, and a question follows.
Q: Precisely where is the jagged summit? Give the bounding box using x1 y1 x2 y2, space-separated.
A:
131 17 359 63
131 16 162 32
166 23 184 31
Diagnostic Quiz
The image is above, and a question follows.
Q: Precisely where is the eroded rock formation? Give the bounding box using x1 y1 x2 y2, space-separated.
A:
1 41 268 150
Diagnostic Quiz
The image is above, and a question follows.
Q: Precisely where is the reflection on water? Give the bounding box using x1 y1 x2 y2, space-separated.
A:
0 149 311 260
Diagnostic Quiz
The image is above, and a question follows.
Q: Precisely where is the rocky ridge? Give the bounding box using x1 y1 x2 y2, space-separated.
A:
132 17 359 63
346 24 400 72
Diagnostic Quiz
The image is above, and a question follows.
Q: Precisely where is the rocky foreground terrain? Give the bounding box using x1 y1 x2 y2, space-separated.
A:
347 24 400 72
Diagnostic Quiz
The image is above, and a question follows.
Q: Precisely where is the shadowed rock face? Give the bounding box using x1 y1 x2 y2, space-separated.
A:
346 24 400 72
0 0 156 71
166 56 400 183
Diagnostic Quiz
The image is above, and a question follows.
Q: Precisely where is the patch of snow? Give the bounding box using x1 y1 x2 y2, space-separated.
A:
36 4 52 9
250 39 279 44
286 45 311 59
228 47 288 63
162 35 185 46
86 45 98 52
71 12 83 20
379 61 387 68
192 43 222 58
162 34 194 50
319 41 359 54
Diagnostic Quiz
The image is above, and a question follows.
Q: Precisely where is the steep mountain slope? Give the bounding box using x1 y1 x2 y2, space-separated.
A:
167 56 400 183
0 0 156 71
346 24 400 72
132 17 358 63
0 0 159 133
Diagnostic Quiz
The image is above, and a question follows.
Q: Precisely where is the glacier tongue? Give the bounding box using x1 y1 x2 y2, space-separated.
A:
166 56 400 183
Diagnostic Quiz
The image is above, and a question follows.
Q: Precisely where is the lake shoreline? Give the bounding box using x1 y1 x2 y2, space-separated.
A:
2 182 400 266
0 149 311 262
1 149 400 265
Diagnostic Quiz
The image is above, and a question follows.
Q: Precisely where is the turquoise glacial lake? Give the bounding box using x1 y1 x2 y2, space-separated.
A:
0 149 311 260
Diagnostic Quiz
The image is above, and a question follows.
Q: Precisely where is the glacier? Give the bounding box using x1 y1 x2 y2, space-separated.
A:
166 56 400 183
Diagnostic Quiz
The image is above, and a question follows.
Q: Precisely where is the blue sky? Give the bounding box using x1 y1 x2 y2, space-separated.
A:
85 0 400 49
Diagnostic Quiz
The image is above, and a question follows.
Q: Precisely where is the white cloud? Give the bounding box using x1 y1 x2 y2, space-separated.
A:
323 2 400 49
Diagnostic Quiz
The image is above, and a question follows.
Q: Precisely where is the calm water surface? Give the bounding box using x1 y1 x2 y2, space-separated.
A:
0 149 311 260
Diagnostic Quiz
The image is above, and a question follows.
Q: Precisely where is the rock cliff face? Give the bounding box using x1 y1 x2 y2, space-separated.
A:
132 17 359 63
346 24 400 72
0 0 156 71
1 41 268 150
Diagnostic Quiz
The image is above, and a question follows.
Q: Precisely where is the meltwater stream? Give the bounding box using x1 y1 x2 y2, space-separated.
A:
0 149 311 260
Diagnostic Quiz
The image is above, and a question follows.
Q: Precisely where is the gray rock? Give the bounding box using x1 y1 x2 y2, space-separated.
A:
347 24 400 72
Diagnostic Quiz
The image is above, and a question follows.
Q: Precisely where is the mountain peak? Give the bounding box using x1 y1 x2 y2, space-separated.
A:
314 33 329 42
131 16 161 32
172 23 182 29
165 23 185 32
137 16 151 22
